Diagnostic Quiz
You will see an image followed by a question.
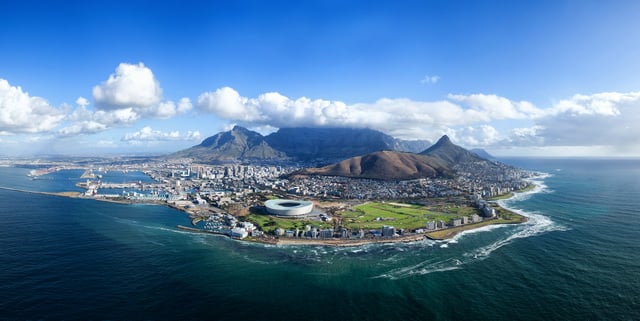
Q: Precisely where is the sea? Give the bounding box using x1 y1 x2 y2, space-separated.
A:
0 158 639 320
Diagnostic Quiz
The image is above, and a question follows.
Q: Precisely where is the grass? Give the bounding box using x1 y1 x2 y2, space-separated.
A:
246 201 524 236
425 204 526 240
339 202 473 230
246 213 331 233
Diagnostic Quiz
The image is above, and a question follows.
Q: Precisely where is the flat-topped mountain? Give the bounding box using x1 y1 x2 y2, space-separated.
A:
265 127 429 161
169 126 285 162
169 126 430 163
292 150 452 180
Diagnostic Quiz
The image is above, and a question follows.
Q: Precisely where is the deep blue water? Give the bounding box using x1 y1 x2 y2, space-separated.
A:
0 159 639 320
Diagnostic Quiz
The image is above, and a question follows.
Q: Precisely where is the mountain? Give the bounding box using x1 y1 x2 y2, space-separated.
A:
169 126 286 162
419 135 485 165
291 150 452 180
265 127 430 161
470 148 495 160
169 126 432 163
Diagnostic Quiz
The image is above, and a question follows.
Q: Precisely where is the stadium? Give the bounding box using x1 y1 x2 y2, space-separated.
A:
264 199 314 216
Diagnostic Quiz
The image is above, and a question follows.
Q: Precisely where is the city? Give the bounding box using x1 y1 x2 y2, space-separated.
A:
2 155 535 244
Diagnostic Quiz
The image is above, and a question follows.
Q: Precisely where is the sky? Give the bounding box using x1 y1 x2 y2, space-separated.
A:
1 0 640 157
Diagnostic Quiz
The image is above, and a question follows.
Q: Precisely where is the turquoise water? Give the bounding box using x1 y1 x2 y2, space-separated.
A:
0 159 638 320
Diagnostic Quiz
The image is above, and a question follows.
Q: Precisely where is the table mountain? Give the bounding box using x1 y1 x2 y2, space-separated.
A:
265 127 430 161
169 126 430 163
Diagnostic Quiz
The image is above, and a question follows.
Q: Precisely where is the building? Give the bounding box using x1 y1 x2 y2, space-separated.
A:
231 227 248 239
319 229 334 239
264 199 314 216
450 218 462 227
482 206 496 218
382 225 396 237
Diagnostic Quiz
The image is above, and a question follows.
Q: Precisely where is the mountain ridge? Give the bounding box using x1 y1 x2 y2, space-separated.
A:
291 150 452 180
169 126 431 163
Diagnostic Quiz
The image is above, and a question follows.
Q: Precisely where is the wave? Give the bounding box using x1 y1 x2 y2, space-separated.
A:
374 175 569 280
372 258 462 279
463 210 568 262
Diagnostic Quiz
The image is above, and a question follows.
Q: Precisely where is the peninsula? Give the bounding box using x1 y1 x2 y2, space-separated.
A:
5 130 537 246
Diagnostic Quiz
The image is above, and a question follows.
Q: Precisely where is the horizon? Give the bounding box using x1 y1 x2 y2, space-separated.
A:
2 1 640 157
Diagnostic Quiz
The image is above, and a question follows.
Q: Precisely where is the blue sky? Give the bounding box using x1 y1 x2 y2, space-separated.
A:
1 0 640 156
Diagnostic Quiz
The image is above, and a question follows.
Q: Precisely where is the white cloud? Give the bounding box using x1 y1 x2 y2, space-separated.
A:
500 126 545 147
144 97 193 119
535 92 640 147
57 63 193 137
194 87 640 155
177 97 192 113
197 87 265 122
121 126 201 143
92 62 162 110
58 121 108 137
195 87 537 141
420 74 440 84
75 96 89 108
0 79 65 134
454 125 501 147
448 93 545 119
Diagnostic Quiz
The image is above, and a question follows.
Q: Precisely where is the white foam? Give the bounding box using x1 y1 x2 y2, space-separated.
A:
374 173 570 280
373 258 463 279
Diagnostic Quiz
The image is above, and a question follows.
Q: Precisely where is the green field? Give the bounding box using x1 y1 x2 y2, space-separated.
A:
246 201 493 234
340 202 474 230
246 213 332 233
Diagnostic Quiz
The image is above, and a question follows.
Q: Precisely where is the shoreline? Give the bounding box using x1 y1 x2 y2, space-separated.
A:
1 180 541 247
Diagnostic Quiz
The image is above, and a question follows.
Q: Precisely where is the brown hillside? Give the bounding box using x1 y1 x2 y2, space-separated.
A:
294 150 452 180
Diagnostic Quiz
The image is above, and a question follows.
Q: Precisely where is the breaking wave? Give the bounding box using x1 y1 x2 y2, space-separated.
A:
374 175 568 280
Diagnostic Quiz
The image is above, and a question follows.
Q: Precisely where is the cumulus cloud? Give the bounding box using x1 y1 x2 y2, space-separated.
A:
498 126 545 147
93 62 162 110
535 92 640 147
454 125 501 147
58 63 192 137
75 96 90 108
195 87 640 154
121 126 201 143
448 93 545 119
58 106 140 137
195 87 538 141
0 79 65 134
197 87 265 122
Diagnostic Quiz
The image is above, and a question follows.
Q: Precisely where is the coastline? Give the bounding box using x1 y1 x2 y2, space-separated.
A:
1 178 542 247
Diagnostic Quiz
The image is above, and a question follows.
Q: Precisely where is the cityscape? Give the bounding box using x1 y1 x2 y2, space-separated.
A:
2 136 535 245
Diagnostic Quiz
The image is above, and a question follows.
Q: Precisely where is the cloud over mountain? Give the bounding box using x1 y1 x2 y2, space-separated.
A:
4 66 640 156
195 87 640 154
195 87 544 141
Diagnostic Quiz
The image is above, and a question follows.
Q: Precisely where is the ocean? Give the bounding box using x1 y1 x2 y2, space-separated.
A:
0 158 638 320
